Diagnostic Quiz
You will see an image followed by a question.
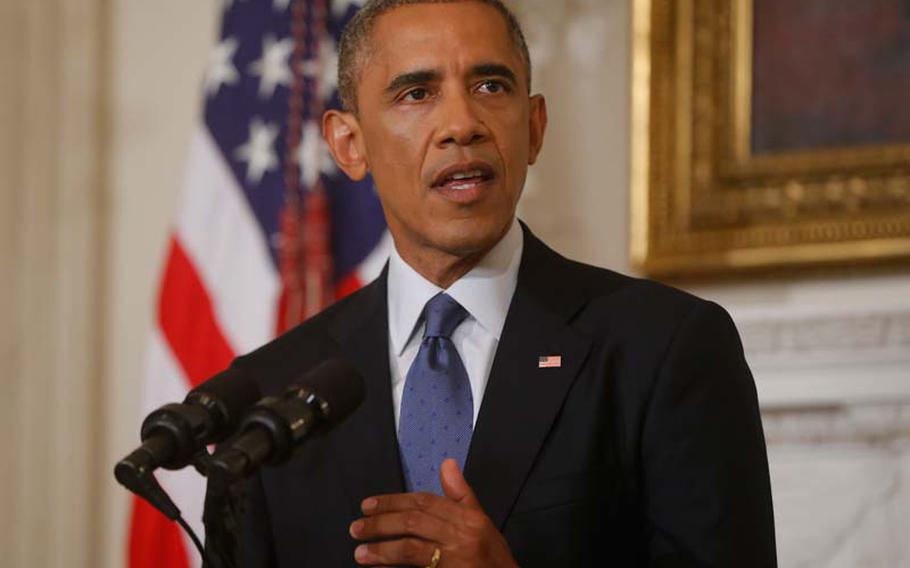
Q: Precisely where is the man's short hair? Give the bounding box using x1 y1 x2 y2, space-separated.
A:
337 0 532 114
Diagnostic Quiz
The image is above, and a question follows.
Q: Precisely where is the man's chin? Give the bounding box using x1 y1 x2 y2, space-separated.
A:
427 223 509 259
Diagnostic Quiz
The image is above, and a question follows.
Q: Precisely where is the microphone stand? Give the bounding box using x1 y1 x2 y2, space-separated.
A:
196 453 247 568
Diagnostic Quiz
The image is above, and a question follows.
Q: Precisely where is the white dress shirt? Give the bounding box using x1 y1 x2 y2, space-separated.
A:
387 219 524 430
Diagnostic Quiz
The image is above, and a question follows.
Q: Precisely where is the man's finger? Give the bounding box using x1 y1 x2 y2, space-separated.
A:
353 537 438 567
361 491 462 521
350 510 454 543
440 458 481 509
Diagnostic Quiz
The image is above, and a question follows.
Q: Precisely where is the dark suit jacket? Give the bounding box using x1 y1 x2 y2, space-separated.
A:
232 225 777 567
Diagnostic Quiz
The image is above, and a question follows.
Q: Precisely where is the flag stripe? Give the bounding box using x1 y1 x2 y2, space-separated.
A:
158 236 236 387
128 496 191 568
143 328 209 559
335 273 361 300
176 127 280 355
130 326 213 565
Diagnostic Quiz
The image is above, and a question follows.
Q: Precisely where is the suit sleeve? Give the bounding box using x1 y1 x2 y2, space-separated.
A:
641 301 777 567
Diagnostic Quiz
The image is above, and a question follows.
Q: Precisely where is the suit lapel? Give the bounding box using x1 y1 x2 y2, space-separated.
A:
328 270 405 515
464 228 594 529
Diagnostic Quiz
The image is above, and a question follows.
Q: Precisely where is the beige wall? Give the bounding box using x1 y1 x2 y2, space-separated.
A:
101 1 218 566
0 3 24 562
2 0 908 566
1 0 107 565
0 0 216 566
516 0 632 271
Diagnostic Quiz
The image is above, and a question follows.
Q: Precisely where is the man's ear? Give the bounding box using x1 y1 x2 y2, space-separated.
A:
322 109 369 180
527 94 548 165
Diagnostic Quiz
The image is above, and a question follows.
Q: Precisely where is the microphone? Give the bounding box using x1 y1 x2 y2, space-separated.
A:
208 358 365 486
114 367 261 502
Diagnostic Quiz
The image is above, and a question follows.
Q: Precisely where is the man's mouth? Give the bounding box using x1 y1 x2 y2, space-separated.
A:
431 163 496 191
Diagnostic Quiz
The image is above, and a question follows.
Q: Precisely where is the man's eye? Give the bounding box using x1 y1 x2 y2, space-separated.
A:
401 88 430 102
477 80 507 94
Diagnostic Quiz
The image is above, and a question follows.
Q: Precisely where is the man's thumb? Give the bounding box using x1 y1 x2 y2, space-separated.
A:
440 458 480 508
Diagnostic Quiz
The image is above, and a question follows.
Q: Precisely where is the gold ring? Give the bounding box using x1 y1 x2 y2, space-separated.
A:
426 547 441 568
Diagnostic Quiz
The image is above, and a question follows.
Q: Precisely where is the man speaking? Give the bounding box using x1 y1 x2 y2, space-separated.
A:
234 0 777 566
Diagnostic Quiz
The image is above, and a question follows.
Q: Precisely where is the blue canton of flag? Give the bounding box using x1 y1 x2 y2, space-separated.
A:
204 0 386 288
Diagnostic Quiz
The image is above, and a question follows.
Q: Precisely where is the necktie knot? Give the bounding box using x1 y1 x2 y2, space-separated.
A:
422 293 468 339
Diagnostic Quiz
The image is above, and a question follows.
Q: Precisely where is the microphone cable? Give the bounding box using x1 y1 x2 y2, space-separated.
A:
176 515 207 565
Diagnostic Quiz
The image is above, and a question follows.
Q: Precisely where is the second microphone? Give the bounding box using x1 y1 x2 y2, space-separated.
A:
208 358 365 487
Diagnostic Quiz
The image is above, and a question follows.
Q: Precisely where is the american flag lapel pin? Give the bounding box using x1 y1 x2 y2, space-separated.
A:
538 355 562 369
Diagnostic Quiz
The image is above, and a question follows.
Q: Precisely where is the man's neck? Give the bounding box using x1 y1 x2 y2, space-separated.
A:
394 246 490 289
390 219 518 289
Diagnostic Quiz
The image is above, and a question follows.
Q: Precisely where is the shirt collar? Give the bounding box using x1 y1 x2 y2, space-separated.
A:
387 218 524 356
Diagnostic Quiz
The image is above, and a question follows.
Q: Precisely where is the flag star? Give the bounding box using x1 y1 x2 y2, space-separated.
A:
297 120 338 189
205 37 240 97
300 36 339 102
331 0 365 19
249 35 294 99
235 118 280 185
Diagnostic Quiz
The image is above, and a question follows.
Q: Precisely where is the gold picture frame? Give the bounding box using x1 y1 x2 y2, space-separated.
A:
631 0 910 278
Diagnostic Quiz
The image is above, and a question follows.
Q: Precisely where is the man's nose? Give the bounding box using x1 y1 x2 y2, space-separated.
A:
434 91 489 147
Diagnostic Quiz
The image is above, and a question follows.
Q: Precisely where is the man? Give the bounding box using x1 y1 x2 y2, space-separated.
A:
235 1 777 566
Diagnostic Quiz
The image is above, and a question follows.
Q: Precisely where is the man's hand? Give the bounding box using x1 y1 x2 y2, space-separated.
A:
350 458 518 567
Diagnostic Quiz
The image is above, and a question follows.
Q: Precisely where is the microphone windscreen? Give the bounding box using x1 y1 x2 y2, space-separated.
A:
187 367 261 426
291 358 365 425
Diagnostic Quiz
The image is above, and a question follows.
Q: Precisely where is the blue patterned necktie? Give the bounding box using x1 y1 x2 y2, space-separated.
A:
398 293 473 495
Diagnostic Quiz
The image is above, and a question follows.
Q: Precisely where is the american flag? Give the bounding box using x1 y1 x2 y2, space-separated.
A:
538 356 562 369
127 1 387 566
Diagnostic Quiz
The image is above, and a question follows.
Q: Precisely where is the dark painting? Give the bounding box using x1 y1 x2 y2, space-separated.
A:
752 0 910 155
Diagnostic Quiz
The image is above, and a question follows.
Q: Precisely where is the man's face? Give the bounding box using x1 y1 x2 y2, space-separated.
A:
347 2 546 260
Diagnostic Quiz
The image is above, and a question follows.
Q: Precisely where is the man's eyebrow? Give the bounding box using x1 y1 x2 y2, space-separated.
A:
384 69 439 96
470 63 518 85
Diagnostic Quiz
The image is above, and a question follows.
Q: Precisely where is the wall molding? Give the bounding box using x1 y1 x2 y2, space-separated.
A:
734 309 910 408
741 311 910 360
762 402 910 445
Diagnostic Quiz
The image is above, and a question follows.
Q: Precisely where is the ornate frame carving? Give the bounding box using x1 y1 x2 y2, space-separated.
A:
631 0 910 277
